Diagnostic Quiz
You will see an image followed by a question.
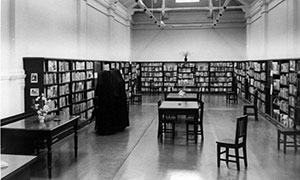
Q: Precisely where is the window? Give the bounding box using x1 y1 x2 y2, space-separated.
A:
176 0 200 3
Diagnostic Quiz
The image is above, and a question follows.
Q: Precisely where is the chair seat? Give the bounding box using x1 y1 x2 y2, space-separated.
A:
217 138 234 144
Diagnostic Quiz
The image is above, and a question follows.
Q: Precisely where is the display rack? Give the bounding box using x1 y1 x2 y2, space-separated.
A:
23 58 95 127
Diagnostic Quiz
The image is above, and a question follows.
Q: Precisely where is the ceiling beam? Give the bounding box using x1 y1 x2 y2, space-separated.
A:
133 5 245 12
161 0 166 17
208 0 213 18
235 0 249 6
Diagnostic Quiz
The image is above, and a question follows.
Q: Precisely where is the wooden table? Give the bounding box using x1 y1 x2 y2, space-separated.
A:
1 154 37 180
1 115 80 178
166 93 198 101
158 101 199 143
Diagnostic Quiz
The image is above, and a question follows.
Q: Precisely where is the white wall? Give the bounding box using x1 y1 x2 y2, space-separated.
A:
131 27 246 61
246 0 300 59
0 0 131 118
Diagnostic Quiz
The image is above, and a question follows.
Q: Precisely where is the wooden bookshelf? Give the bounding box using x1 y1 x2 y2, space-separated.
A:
210 62 233 93
195 62 209 92
140 62 163 92
23 58 95 128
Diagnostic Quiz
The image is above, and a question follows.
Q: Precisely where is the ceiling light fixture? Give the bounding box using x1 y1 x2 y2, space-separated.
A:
213 0 231 27
135 0 166 28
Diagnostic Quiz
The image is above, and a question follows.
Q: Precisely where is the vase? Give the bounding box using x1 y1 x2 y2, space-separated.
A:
38 114 46 122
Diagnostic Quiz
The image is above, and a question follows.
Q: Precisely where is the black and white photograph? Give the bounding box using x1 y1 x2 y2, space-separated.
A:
29 88 39 96
1 0 300 180
30 73 38 83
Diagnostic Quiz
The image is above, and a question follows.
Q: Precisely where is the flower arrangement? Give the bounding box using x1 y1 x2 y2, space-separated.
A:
182 51 190 62
32 93 51 118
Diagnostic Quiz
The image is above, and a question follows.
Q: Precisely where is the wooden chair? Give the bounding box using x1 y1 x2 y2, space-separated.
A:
277 106 300 153
226 91 238 103
150 79 159 95
131 93 142 104
277 126 300 153
157 100 176 141
226 79 238 103
243 89 258 121
216 115 248 171
186 100 204 141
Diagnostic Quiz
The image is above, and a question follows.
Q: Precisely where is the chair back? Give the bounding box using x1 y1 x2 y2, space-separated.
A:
197 87 203 102
253 89 258 107
234 115 248 145
157 99 162 107
199 100 204 122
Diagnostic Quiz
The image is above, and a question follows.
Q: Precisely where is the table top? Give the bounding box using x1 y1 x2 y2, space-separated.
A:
167 93 197 99
1 154 37 179
1 115 80 131
159 101 199 110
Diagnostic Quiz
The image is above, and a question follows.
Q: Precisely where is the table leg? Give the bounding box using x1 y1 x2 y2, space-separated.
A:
74 123 78 157
277 130 280 150
283 134 287 154
194 112 198 144
47 138 52 179
158 111 162 139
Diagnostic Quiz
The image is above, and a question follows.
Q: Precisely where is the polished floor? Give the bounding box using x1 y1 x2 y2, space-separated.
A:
30 94 300 180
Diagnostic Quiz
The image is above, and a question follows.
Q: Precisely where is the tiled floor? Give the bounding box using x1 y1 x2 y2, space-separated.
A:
30 94 300 180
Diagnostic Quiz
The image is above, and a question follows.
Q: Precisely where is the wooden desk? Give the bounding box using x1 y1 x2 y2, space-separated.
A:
1 115 80 178
1 154 37 180
166 93 198 101
158 101 199 143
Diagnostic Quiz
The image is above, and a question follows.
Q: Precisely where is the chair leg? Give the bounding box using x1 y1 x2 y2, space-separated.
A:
254 108 258 121
217 144 221 168
226 147 229 166
243 146 248 167
200 122 204 140
277 130 280 150
235 148 240 171
243 107 246 115
284 134 287 153
186 124 189 141
294 135 297 151
172 123 175 139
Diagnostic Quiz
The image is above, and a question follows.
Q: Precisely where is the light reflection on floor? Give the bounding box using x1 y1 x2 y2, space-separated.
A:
167 170 203 180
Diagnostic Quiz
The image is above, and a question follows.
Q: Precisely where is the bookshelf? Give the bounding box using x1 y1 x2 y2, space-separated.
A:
210 62 233 93
174 62 197 92
163 62 177 92
131 62 141 93
195 62 209 92
23 58 95 127
234 62 246 96
288 60 299 127
252 61 269 114
140 62 163 92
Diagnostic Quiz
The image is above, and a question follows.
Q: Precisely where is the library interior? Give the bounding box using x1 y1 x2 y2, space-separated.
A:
1 0 300 180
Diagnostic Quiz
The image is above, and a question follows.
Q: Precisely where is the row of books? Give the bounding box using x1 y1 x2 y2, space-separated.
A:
45 85 58 98
72 92 85 103
211 82 232 87
72 102 87 114
44 73 57 84
58 73 71 83
141 72 163 77
72 82 85 92
59 96 70 108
